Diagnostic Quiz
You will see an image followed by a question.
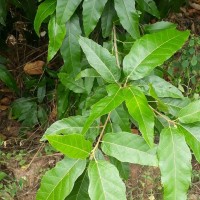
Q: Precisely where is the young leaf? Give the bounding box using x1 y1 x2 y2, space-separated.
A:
124 86 154 147
82 0 108 36
81 85 124 135
102 132 158 166
34 0 56 36
36 157 86 200
158 127 192 200
178 123 200 163
48 15 66 61
178 100 200 123
56 0 82 24
88 160 126 200
47 134 92 159
60 14 82 76
114 0 140 39
79 37 121 83
123 29 190 81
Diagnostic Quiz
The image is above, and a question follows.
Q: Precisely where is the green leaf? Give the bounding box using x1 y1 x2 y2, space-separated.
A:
0 172 7 181
102 132 158 166
109 157 130 180
79 36 121 83
56 0 82 24
178 123 200 163
59 73 86 93
76 69 100 80
36 157 86 200
88 160 126 200
34 0 56 36
123 29 190 81
0 64 19 93
60 14 82 76
81 85 124 135
124 86 154 147
144 21 177 33
48 14 66 62
47 134 92 159
114 0 140 39
136 0 159 18
66 171 90 200
0 0 7 26
158 127 192 200
101 0 116 38
178 100 200 123
37 105 48 126
83 0 108 36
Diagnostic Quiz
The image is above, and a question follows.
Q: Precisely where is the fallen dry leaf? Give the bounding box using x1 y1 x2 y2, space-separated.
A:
1 97 11 105
24 60 45 75
0 105 9 110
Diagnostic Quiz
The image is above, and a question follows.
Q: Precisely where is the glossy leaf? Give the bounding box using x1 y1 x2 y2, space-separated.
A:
81 85 124 135
178 100 200 123
60 15 82 76
124 86 154 147
158 127 192 200
36 157 86 200
178 123 200 163
83 0 108 36
136 0 159 18
102 132 158 166
76 69 100 80
88 160 126 200
79 37 121 83
114 0 140 39
123 29 190 81
56 0 82 24
48 15 66 61
47 134 92 159
34 0 56 36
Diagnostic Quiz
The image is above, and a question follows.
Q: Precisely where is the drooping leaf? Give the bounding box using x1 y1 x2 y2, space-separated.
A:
36 157 86 200
47 134 92 159
114 0 140 39
101 0 116 38
136 0 160 18
123 29 190 81
124 86 154 147
48 14 66 61
66 171 90 200
0 0 7 26
82 0 108 36
88 160 126 200
158 127 192 200
76 69 100 80
102 132 158 166
178 100 200 123
178 123 200 163
37 105 48 126
109 157 130 180
79 37 121 83
81 84 124 135
60 14 82 76
34 0 56 36
56 0 82 24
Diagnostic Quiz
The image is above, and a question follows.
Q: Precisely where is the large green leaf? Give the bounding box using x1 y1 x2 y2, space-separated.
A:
82 0 108 36
48 14 66 61
81 84 124 135
178 100 200 124
88 160 126 200
114 0 140 39
66 171 90 200
102 132 158 166
158 127 192 200
79 37 121 83
123 29 190 81
36 157 86 200
34 0 56 36
56 0 82 24
101 0 116 38
60 14 82 76
178 123 200 163
47 134 92 159
124 86 154 147
136 0 159 18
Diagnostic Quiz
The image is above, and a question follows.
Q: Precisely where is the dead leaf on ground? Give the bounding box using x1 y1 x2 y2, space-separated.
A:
23 61 45 75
